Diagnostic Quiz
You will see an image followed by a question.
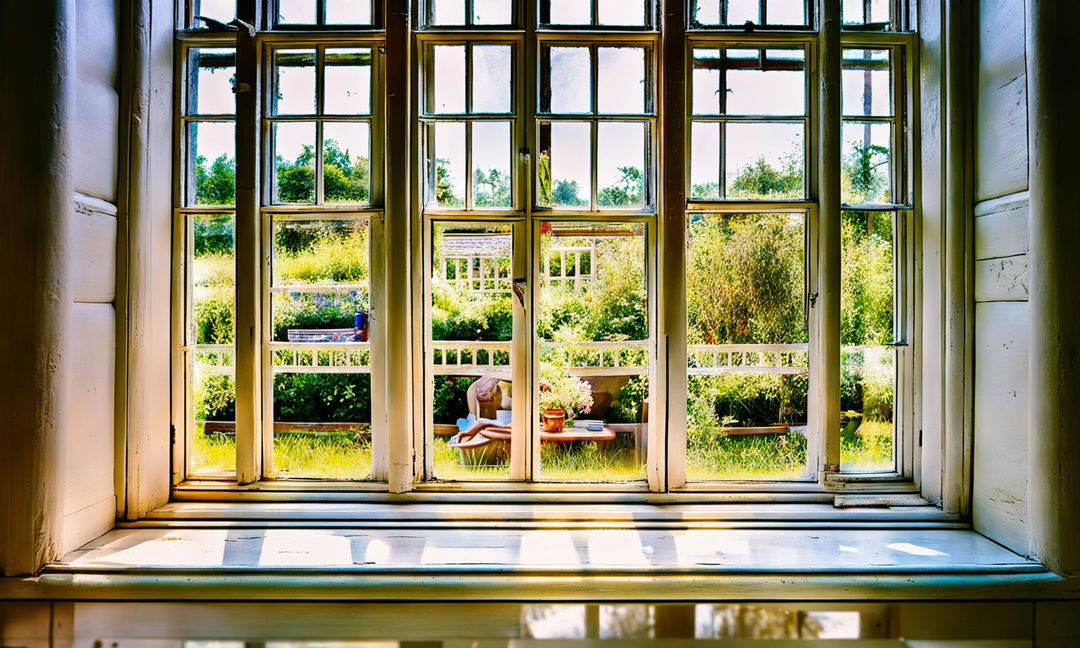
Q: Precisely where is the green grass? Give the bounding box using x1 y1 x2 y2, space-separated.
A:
431 437 647 482
192 428 372 480
840 420 895 472
687 432 810 481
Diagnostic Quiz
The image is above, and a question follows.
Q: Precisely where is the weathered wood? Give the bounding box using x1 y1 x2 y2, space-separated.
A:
974 255 1029 302
974 191 1029 261
72 194 118 303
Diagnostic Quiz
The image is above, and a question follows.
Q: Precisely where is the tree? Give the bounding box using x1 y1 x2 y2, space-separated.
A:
433 158 462 206
842 142 890 203
729 155 803 199
195 154 236 206
598 166 644 208
276 144 316 203
473 168 511 207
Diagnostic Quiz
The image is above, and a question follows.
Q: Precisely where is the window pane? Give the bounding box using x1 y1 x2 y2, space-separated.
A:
598 0 647 26
597 122 646 210
472 45 513 114
432 0 466 25
428 122 466 207
472 121 513 209
190 213 236 475
474 0 513 24
273 121 316 204
726 122 805 199
271 219 372 480
193 0 235 25
767 0 808 25
538 223 649 482
695 0 808 26
323 122 371 205
188 48 235 115
843 0 891 25
432 45 466 114
538 122 591 209
598 47 646 115
325 48 372 115
843 49 892 117
326 0 372 24
690 121 721 199
841 211 897 472
543 46 592 114
726 0 759 24
188 121 235 206
693 48 805 117
686 213 811 481
273 49 316 116
842 122 892 204
278 0 316 23
547 0 591 24
431 224 515 481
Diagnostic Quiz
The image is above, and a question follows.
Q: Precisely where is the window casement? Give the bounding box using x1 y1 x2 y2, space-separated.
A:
172 0 921 498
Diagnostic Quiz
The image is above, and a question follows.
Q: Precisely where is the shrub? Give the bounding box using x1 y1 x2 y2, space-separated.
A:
194 374 236 421
609 375 649 424
273 373 371 423
433 376 477 424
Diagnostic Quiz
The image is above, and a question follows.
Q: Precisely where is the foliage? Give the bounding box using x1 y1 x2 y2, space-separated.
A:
275 222 370 284
539 366 594 419
434 158 462 206
273 373 371 423
842 141 891 203
195 154 236 206
474 168 512 207
537 152 588 207
841 212 894 346
433 376 477 424
273 139 370 204
272 291 369 341
431 280 514 341
597 166 644 208
729 155 803 199
194 374 236 421
609 376 649 424
193 213 234 255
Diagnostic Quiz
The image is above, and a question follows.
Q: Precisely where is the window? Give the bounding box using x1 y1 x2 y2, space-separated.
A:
174 0 917 493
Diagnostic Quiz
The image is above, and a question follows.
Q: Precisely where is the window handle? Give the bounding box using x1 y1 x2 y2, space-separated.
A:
512 277 527 309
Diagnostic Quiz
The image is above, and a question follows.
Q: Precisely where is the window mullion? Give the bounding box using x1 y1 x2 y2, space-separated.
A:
234 0 263 485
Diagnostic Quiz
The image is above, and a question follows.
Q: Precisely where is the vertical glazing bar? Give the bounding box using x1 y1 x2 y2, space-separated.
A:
661 0 687 490
234 0 262 484
816 0 842 479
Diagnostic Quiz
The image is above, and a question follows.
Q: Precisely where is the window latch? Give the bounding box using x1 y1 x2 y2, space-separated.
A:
518 148 531 164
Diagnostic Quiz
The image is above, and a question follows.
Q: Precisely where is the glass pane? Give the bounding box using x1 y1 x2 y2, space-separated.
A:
273 49 316 116
543 46 592 114
690 121 721 199
323 122 371 204
428 122 466 207
432 45 466 114
325 48 372 115
278 0 316 23
686 213 811 481
693 48 805 116
843 0 891 25
188 121 235 206
432 0 466 25
547 0 591 24
537 223 649 482
431 224 515 481
841 211 896 472
326 0 372 24
192 0 235 25
597 122 646 210
474 0 513 24
273 121 316 204
271 219 372 480
598 0 646 26
538 122 591 209
842 122 892 203
726 122 805 199
767 0 808 25
188 48 235 115
598 47 646 115
190 213 236 475
472 121 513 209
843 49 892 117
726 0 759 24
472 45 513 114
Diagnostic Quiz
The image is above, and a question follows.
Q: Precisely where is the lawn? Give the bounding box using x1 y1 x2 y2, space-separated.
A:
192 421 893 482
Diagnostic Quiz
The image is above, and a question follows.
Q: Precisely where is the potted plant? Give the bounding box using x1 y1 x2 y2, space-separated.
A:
539 367 594 432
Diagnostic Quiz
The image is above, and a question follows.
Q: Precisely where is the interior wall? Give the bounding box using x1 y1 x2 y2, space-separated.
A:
971 0 1031 555
63 0 120 553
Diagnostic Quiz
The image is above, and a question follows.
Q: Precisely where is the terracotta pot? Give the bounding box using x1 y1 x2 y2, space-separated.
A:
542 409 567 432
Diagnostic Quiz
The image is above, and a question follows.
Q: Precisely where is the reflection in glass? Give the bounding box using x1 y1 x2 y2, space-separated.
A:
843 49 892 117
472 45 513 114
473 121 513 208
547 0 591 24
538 223 649 482
428 122 466 207
271 219 372 480
326 0 373 24
278 0 317 24
273 121 316 204
323 122 371 205
597 122 646 209
189 121 235 206
726 122 804 199
430 224 514 481
598 47 646 115
686 213 810 481
474 0 513 24
543 46 591 114
841 210 896 473
273 49 316 116
432 45 466 113
190 213 236 475
325 48 372 115
539 122 591 209
598 0 647 26
842 122 892 204
432 0 466 24
188 48 235 115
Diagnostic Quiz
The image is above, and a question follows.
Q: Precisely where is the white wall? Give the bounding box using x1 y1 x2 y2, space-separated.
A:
971 0 1031 556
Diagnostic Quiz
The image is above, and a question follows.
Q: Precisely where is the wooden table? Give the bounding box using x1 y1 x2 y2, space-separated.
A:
539 425 617 443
